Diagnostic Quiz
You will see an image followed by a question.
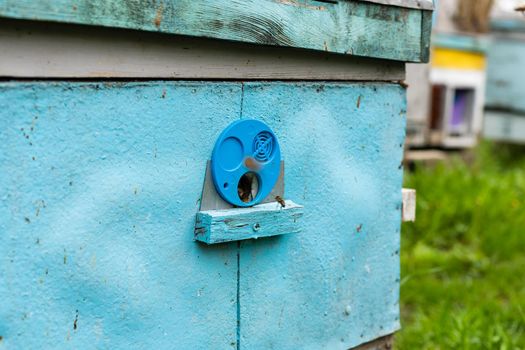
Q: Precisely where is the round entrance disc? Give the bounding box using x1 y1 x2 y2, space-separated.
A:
211 119 281 207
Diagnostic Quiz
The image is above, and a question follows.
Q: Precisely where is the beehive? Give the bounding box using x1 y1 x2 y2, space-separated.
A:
0 1 430 348
484 13 525 143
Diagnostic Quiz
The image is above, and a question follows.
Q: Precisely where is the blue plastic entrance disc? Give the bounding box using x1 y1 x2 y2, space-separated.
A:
211 120 281 207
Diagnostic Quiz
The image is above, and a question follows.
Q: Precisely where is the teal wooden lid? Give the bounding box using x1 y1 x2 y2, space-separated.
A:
432 32 489 54
0 0 433 63
491 19 525 33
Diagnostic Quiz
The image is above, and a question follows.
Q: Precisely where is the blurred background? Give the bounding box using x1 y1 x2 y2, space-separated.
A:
399 0 525 348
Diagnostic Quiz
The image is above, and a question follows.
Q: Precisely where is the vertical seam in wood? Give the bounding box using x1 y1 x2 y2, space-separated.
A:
236 241 241 350
236 83 244 350
239 82 245 120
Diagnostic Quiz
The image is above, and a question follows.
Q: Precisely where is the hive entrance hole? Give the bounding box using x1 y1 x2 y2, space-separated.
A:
237 172 259 203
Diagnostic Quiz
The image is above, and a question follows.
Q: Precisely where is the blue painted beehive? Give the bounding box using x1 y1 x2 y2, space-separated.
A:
0 1 430 349
484 15 525 143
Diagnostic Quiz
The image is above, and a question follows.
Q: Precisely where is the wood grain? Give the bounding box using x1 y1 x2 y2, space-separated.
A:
0 18 405 80
195 200 303 244
0 0 432 62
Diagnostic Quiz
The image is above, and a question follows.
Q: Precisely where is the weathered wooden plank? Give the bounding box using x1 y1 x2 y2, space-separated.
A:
0 0 431 62
405 62 430 147
432 32 489 53
0 18 405 80
360 0 433 10
419 8 433 63
485 34 525 113
195 200 303 244
402 188 416 222
406 62 430 124
405 149 448 162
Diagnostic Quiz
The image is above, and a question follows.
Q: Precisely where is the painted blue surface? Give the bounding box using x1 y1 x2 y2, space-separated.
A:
239 83 405 350
484 110 525 143
432 0 439 26
0 82 241 349
491 19 525 32
432 32 489 53
211 120 280 207
195 200 303 244
485 36 525 113
0 81 405 349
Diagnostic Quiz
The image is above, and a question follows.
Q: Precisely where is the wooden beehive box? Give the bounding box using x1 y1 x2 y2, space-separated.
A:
0 1 429 349
484 16 525 143
427 33 488 148
406 0 490 150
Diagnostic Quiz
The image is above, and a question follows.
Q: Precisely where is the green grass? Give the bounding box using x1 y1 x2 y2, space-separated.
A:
396 142 525 350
